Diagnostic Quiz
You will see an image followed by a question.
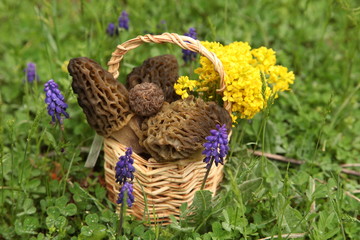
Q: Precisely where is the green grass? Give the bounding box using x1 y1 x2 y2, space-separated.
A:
1 0 360 239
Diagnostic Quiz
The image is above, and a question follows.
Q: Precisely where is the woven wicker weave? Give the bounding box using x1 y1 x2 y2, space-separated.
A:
104 33 230 225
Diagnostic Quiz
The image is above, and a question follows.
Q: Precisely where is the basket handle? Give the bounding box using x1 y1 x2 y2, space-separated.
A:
107 32 231 112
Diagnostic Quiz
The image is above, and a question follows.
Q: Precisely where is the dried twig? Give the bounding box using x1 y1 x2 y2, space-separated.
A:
340 169 360 177
250 150 304 165
309 178 316 213
345 191 360 202
257 232 307 240
341 163 360 168
249 150 360 177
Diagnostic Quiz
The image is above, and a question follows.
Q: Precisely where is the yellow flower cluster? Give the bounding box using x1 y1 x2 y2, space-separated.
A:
174 76 198 99
268 65 295 93
175 41 295 122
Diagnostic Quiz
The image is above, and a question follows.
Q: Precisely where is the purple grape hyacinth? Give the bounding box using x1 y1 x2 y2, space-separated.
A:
115 147 135 208
202 124 229 169
182 27 198 63
44 79 69 124
106 22 118 36
118 11 129 30
117 182 135 207
115 148 135 185
24 62 39 83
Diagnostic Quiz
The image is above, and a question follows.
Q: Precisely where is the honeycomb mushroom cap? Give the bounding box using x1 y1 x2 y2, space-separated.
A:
129 82 165 117
141 96 232 162
68 57 134 137
126 54 180 102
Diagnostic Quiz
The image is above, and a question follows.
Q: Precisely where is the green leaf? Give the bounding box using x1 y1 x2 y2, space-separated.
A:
211 221 232 239
17 198 36 216
55 196 69 208
85 213 99 226
69 182 89 208
44 130 58 150
14 216 39 235
191 190 212 212
80 226 93 237
56 216 67 229
47 206 60 218
46 215 67 230
142 230 156 239
169 218 195 232
23 216 40 232
283 206 304 232
100 209 117 223
25 179 41 190
56 196 78 217
222 221 232 232
95 184 106 201
323 227 339 239
133 224 145 236
180 202 188 214
63 203 77 216
91 223 107 240
35 233 45 240
238 177 263 202
318 211 336 231
49 180 62 193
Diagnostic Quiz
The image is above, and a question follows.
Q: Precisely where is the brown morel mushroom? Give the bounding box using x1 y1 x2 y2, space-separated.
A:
68 57 145 153
129 82 164 117
141 96 232 162
126 55 179 102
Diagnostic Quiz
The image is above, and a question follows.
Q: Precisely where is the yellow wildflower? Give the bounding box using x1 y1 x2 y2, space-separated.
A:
175 40 295 122
174 76 198 99
251 47 276 73
268 65 295 93
61 60 69 73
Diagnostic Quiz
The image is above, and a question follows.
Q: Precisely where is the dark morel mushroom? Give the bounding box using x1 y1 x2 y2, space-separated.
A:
68 57 134 137
141 96 232 162
129 82 164 117
126 55 179 102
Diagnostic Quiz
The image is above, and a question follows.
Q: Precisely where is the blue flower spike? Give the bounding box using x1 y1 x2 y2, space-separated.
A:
25 62 39 83
115 147 135 208
182 27 198 63
44 79 69 125
118 11 129 30
202 124 229 169
106 23 118 36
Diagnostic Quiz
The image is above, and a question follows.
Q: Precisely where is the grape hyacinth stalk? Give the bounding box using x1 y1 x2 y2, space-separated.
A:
182 27 198 63
115 147 135 236
118 10 129 30
44 79 69 125
201 124 229 190
106 22 118 37
24 62 39 83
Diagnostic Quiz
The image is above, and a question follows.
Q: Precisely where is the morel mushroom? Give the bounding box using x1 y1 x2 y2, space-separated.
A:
68 57 145 153
126 55 179 102
129 82 164 117
68 57 134 136
141 96 232 162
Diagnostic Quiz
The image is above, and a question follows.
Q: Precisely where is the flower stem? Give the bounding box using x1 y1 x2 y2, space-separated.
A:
62 152 76 195
201 158 214 190
118 193 127 236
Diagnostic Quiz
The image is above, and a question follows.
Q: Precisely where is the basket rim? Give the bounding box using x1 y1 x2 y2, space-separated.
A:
107 32 231 113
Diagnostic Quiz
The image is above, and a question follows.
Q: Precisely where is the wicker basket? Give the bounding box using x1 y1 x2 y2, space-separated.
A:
104 33 230 225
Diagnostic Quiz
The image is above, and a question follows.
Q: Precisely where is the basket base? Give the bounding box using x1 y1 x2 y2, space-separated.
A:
104 138 224 225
